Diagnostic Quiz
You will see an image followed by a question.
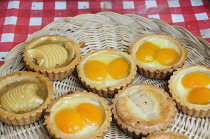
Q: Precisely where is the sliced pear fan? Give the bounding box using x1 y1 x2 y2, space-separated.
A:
0 83 44 113
27 44 68 68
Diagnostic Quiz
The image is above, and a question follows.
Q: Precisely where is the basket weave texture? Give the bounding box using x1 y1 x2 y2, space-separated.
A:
0 12 210 139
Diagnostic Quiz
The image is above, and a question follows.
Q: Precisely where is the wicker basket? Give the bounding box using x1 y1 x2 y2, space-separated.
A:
0 12 210 139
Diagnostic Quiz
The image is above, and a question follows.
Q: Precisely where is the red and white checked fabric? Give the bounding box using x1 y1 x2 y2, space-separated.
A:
0 0 210 66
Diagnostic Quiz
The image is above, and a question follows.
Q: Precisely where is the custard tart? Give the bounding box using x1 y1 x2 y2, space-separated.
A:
77 49 137 97
23 35 81 81
44 91 112 139
169 65 210 117
112 83 177 138
0 71 53 125
144 132 189 139
130 34 187 79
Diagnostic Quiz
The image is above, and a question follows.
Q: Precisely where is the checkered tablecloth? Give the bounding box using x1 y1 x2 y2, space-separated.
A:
0 0 210 66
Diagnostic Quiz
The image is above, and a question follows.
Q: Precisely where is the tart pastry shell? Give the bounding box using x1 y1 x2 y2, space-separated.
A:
144 131 189 139
0 71 54 125
112 83 177 138
77 49 137 97
169 65 210 117
23 35 81 81
130 34 187 79
44 91 112 139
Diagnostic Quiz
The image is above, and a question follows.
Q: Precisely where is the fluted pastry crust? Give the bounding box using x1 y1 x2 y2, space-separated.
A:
112 83 177 138
77 49 137 97
44 91 112 139
169 65 210 117
0 71 54 125
130 34 187 79
23 35 81 81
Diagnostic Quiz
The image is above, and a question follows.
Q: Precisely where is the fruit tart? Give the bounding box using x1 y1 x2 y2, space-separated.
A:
130 34 187 79
0 71 53 125
23 35 81 81
44 91 112 139
77 49 137 97
169 65 210 117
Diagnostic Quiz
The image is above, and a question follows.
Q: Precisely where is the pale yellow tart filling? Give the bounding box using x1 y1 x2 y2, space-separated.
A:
135 37 181 69
48 95 105 136
175 70 210 105
27 42 75 68
0 80 47 114
83 53 130 86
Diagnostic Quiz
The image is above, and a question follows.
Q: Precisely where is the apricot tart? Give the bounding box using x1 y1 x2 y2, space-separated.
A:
144 132 189 139
77 49 137 97
169 65 210 117
0 71 53 125
112 83 177 138
23 35 81 81
44 91 112 139
130 34 187 79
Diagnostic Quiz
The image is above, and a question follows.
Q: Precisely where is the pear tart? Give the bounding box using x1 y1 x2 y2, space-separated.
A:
130 34 187 79
169 65 210 117
112 83 177 138
0 71 53 125
77 49 137 97
144 132 189 139
44 91 112 139
23 35 81 81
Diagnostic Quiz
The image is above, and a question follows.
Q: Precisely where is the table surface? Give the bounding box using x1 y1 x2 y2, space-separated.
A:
0 0 210 67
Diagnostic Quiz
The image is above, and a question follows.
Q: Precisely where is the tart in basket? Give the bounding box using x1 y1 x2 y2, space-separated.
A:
130 34 187 79
112 83 177 138
23 35 81 81
77 49 137 97
44 91 112 139
144 131 189 139
168 65 210 117
0 71 54 125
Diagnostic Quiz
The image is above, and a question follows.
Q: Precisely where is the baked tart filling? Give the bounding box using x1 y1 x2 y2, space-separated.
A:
23 35 81 81
77 49 136 97
130 34 187 79
44 91 111 138
112 83 177 138
0 83 44 114
0 71 53 125
169 65 210 117
83 53 130 86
